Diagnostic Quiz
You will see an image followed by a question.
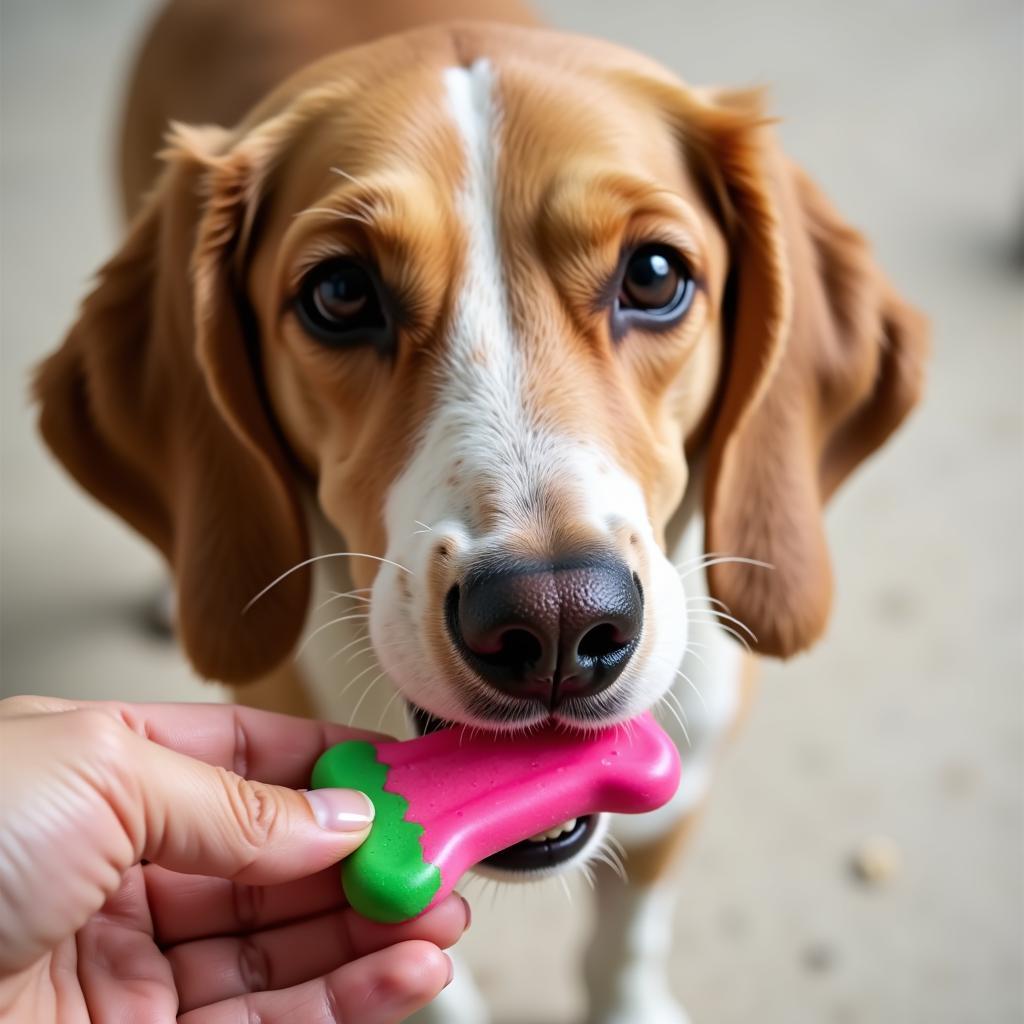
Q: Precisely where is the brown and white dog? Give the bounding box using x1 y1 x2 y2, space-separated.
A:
34 1 928 1020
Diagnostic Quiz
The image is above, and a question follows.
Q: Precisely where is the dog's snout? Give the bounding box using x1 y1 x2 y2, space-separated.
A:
446 556 643 709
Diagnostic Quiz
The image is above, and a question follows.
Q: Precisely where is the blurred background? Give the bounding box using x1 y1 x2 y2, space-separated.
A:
1 1 1021 1021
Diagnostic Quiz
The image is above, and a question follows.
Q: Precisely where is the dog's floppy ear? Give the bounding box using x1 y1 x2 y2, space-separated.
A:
684 90 929 657
34 123 310 683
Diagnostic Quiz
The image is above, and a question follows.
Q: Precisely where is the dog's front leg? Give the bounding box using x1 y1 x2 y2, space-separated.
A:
583 822 699 1024
584 602 753 1024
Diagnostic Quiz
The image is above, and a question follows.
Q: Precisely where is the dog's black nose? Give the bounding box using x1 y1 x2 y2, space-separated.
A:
446 556 643 709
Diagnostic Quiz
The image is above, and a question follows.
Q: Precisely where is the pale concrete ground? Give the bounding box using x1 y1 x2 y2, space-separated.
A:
1 1 1022 1021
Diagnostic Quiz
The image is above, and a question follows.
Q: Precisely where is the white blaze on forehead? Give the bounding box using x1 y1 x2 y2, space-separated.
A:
443 60 505 308
383 61 660 552
383 60 545 548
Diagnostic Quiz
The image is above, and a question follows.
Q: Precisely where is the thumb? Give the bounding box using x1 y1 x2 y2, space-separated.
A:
114 720 375 883
0 707 373 975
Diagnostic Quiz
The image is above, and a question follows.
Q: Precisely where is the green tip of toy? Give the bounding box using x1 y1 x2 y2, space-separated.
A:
311 740 441 923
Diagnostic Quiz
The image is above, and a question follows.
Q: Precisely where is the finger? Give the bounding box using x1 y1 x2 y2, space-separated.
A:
179 940 453 1024
54 708 376 884
126 733 376 882
51 698 387 787
76 867 178 1023
146 864 346 944
169 892 469 1012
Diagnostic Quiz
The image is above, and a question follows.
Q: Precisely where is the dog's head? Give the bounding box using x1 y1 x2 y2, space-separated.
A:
35 25 927 732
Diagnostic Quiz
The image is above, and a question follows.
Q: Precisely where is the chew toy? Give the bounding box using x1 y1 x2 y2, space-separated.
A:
310 712 680 923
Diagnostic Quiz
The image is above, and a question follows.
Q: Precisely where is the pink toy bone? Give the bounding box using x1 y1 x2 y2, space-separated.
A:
311 712 681 923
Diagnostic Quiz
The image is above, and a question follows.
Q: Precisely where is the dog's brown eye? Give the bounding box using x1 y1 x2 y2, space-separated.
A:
616 245 695 326
295 259 390 348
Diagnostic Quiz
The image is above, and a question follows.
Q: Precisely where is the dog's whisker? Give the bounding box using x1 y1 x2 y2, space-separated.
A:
686 595 732 613
339 636 418 666
586 826 628 884
676 555 774 581
343 657 386 693
591 846 628 884
326 631 371 663
673 550 763 570
342 641 379 666
334 666 375 704
686 617 752 652
657 692 691 747
689 606 757 643
245 551 413 613
673 665 709 712
375 687 404 731
682 644 710 670
313 599 370 621
663 687 690 724
557 874 573 906
295 612 371 659
315 589 372 612
348 670 387 727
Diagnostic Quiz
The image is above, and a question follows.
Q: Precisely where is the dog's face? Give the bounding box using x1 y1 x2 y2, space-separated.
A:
247 54 730 730
35 25 927 726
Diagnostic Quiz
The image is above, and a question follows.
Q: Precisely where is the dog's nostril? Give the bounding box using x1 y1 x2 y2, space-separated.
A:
474 628 544 670
577 622 628 662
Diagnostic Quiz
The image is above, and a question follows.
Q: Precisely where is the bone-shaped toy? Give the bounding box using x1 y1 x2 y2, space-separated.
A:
310 712 681 923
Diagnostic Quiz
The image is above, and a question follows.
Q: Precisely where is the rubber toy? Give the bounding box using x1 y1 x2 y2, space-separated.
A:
310 712 681 923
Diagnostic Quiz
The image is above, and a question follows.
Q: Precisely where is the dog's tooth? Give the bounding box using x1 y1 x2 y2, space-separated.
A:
525 817 579 843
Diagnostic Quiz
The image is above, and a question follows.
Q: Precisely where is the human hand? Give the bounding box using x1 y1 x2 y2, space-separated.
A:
0 695 469 1023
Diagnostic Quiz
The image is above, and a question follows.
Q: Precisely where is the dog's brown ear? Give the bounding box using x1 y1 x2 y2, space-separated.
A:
685 91 929 657
34 125 310 683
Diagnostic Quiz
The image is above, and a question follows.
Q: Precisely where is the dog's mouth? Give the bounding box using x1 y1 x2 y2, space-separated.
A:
408 702 599 871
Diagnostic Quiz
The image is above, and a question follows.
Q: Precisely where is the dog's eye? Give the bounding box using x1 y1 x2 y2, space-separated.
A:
295 259 390 347
616 245 695 324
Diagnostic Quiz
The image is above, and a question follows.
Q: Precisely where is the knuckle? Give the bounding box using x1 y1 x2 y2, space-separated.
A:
218 769 283 849
237 936 270 993
71 708 130 763
231 880 266 932
239 992 264 1024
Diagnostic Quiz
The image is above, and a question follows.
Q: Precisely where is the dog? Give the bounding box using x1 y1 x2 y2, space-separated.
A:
34 1 928 1020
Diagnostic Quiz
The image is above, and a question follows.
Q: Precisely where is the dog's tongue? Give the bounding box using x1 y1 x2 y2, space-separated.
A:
311 712 681 923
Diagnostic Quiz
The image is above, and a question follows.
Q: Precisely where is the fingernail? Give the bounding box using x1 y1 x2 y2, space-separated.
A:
458 893 472 931
303 789 375 832
444 953 455 989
